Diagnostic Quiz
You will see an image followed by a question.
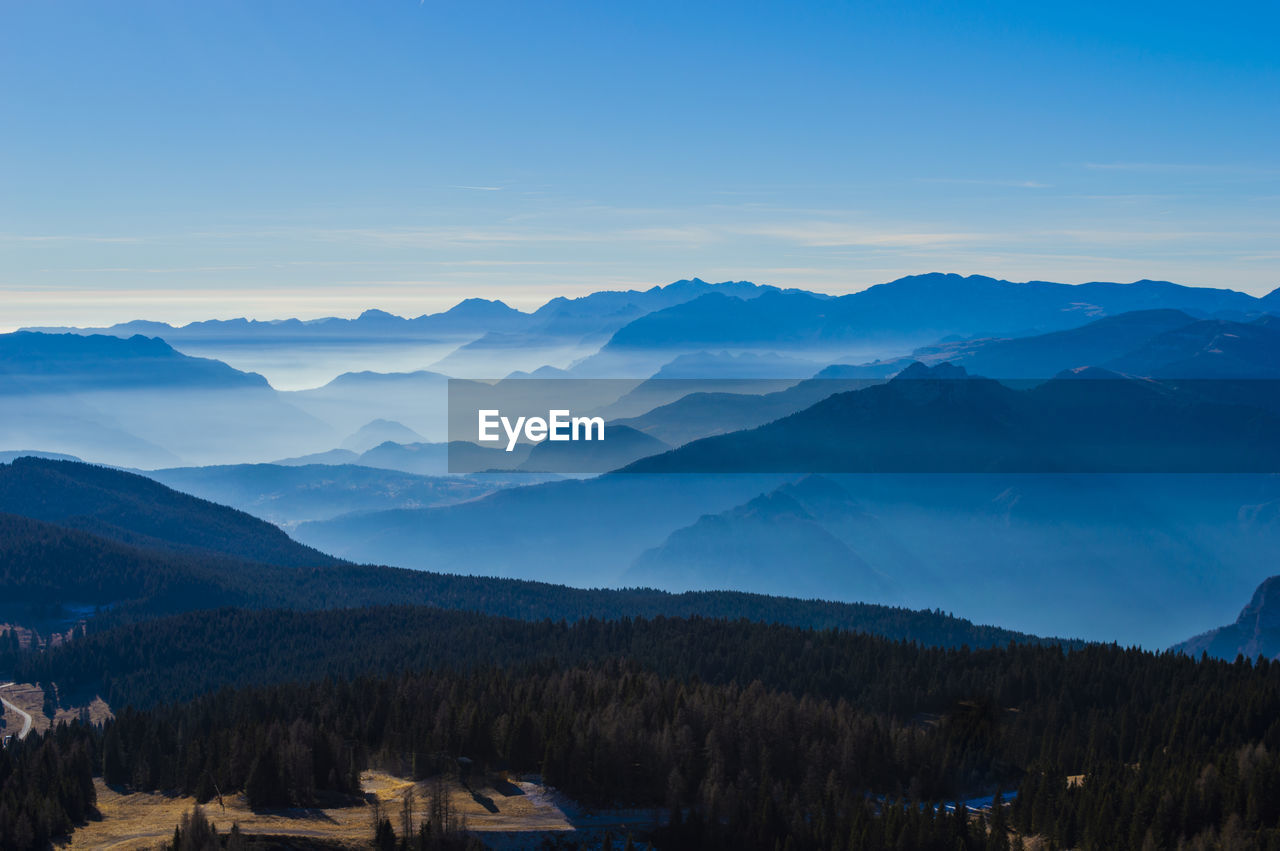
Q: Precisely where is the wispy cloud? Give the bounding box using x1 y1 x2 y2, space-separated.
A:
453 185 504 191
916 178 1051 189
1082 162 1280 177
0 233 145 244
739 222 992 248
436 259 560 267
39 265 259 274
1044 228 1265 245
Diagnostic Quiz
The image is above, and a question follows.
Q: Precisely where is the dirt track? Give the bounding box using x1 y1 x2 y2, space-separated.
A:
0 682 41 740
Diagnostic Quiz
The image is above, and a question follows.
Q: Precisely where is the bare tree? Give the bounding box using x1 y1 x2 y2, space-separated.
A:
400 787 415 841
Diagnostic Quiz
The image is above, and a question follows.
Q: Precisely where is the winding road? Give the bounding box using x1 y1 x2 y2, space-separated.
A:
0 683 33 741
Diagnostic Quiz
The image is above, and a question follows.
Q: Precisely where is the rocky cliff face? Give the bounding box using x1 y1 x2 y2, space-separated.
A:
1173 575 1280 660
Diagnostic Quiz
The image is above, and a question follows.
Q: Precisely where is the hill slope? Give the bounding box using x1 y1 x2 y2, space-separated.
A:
921 309 1199 378
623 362 1280 473
0 457 341 566
0 457 1061 651
627 476 898 601
144 462 497 527
1105 317 1280 378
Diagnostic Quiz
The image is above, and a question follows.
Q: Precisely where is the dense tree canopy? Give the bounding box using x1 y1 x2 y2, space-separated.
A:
5 606 1280 849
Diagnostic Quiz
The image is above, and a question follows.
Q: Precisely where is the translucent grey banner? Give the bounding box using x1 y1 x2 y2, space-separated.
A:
447 376 1280 474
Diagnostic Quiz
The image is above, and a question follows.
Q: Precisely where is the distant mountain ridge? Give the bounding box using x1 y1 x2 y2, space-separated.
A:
145 462 498 527
8 273 1280 477
0 457 342 566
295 472 795 583
626 475 898 601
296 462 1280 646
0 456 1059 652
25 276 1276 356
22 278 772 344
914 309 1200 378
428 279 780 376
339 418 425 453
606 308 1280 450
1106 316 1280 378
282 370 450 439
0 331 270 391
23 297 530 341
600 274 1277 356
0 331 336 466
623 362 1280 473
520 278 778 340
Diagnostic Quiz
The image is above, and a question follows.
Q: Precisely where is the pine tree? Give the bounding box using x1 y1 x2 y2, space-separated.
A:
226 823 248 851
244 745 283 809
375 817 397 851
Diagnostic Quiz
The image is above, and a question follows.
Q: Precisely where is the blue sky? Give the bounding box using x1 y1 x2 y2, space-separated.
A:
2 0 1277 327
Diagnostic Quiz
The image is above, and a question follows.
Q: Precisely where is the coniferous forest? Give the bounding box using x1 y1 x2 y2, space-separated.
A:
5 605 1280 849
6 0 1279 845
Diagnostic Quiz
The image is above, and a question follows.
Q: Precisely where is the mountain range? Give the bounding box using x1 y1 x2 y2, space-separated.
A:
9 273 1279 468
0 456 1050 651
626 475 900 601
286 357 1280 646
145 462 500 528
24 274 1280 382
24 297 530 342
0 332 335 466
7 274 1280 649
291 463 1280 646
623 362 1280 474
599 274 1276 356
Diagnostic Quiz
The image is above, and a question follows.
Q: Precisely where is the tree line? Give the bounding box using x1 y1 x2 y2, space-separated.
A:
7 607 1280 848
16 605 1073 712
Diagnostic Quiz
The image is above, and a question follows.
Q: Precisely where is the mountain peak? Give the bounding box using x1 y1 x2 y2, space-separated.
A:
1050 366 1129 381
893 361 970 380
881 272 1004 289
0 330 270 390
340 418 424 453
357 308 402 321
1172 575 1280 660
777 474 859 509
437 298 522 318
1238 576 1280 635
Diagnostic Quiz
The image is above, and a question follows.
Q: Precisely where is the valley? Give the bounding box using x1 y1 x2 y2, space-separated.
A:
4 274 1280 850
8 3 1277 846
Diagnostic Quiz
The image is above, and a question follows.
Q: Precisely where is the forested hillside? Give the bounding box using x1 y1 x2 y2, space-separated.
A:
0 512 259 614
15 606 1077 710
7 616 1280 850
0 457 341 566
0 458 1056 648
0 513 1050 650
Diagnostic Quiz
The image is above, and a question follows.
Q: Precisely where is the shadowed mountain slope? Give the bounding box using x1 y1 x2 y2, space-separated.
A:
622 362 1280 473
0 459 1065 654
0 457 341 566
